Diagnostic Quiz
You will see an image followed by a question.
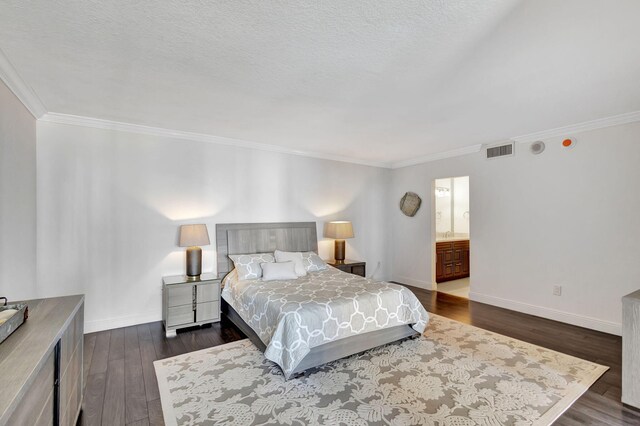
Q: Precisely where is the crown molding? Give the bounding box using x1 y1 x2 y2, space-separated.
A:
42 109 640 170
40 112 391 168
391 110 640 169
390 144 483 169
512 110 640 143
0 48 46 119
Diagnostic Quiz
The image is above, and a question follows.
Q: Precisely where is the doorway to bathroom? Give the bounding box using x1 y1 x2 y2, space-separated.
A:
433 176 470 298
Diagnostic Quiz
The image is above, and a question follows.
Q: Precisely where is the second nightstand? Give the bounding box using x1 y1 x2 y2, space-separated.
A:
327 259 366 277
162 273 221 337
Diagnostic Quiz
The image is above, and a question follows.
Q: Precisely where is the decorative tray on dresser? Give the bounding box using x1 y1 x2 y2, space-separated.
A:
0 297 28 345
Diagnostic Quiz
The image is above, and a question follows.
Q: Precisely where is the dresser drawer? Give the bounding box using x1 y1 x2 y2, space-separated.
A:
167 304 194 327
60 304 83 375
196 282 220 303
60 341 82 426
34 392 54 426
167 285 193 307
8 350 54 425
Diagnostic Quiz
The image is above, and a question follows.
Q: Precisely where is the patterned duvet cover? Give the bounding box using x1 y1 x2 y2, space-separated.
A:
221 266 429 378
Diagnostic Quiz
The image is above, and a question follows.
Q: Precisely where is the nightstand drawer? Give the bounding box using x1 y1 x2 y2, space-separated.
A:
196 282 220 303
327 260 366 277
167 305 194 327
167 285 193 307
351 265 366 277
334 264 350 273
196 302 219 322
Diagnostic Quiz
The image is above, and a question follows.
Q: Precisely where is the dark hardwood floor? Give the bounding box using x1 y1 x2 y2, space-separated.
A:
79 288 640 425
79 319 245 426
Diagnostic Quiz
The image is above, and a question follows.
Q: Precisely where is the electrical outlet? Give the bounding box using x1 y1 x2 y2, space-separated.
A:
553 285 562 296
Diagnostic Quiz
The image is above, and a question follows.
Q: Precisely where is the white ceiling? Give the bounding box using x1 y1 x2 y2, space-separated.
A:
1 0 640 165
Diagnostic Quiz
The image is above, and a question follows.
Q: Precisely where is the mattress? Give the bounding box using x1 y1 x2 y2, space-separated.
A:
221 266 429 378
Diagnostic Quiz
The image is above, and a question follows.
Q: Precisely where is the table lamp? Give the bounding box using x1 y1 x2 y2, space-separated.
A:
324 221 354 264
179 224 210 280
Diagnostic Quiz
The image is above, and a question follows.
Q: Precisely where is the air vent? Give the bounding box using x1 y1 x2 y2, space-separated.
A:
486 142 515 159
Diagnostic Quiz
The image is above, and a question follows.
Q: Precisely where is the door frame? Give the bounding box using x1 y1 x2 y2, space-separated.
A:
431 176 471 293
430 178 438 291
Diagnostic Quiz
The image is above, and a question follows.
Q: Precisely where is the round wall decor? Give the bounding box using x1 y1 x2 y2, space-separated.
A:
399 192 422 217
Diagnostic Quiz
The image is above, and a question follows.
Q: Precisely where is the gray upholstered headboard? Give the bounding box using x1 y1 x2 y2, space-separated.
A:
216 222 318 279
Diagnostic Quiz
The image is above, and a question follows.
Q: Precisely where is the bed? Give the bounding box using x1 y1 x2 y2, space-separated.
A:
216 222 429 379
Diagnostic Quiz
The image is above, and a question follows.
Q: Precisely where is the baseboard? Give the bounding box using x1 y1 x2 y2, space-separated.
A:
85 311 162 334
84 290 622 336
469 291 621 336
393 275 432 290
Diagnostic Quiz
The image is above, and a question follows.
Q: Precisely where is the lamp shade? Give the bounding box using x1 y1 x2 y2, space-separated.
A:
324 221 354 239
179 224 210 247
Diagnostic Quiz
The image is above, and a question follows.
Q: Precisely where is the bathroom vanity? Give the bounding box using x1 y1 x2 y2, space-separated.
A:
435 239 470 282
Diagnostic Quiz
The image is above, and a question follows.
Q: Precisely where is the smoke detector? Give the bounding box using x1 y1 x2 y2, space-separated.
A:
530 141 546 155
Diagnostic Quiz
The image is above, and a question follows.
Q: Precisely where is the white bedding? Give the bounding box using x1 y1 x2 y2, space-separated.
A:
221 266 429 378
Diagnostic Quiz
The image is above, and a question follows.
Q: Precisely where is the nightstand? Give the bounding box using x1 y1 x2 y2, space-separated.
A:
162 273 220 337
327 259 366 277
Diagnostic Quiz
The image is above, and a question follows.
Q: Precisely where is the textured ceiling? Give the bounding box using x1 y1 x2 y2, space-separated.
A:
1 0 640 164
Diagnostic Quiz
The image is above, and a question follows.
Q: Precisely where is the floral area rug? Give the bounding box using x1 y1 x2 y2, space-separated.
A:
154 314 607 425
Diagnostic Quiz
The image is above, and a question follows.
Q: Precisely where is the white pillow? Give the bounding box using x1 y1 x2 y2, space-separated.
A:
228 253 275 280
261 261 298 281
274 250 307 277
301 252 328 272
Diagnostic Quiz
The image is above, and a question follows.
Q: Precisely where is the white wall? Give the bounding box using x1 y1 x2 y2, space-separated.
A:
0 80 36 299
36 122 391 332
26 107 640 337
391 122 640 335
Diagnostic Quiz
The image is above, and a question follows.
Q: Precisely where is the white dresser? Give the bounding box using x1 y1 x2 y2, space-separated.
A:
0 295 84 426
162 273 221 337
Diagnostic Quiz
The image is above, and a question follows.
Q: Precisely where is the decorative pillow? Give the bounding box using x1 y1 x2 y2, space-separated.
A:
301 252 328 272
274 250 307 277
261 261 298 281
228 253 275 280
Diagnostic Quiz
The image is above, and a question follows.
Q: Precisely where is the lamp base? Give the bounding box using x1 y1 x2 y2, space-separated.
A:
186 246 202 279
334 239 346 264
